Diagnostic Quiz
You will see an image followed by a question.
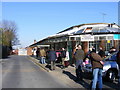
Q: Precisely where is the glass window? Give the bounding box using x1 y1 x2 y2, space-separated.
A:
92 29 99 32
99 36 106 40
111 28 120 32
92 27 99 32
100 29 110 32
75 29 84 34
105 40 113 51
89 41 100 52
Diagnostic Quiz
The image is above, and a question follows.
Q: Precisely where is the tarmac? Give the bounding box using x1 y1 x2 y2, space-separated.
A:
28 56 91 88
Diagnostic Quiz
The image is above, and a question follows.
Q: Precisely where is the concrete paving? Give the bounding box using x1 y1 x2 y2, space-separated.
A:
28 56 93 88
28 56 120 89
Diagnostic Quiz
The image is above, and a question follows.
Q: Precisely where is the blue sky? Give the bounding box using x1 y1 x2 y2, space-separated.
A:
2 2 118 48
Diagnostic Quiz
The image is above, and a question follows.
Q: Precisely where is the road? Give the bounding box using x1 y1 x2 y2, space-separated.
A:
2 55 69 88
1 55 119 89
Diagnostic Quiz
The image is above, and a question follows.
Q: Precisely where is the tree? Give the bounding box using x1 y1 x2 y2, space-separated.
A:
0 20 19 48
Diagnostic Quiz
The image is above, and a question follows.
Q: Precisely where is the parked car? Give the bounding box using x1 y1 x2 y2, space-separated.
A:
82 52 119 82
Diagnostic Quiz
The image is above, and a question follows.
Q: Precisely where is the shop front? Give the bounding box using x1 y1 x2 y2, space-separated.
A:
29 23 120 64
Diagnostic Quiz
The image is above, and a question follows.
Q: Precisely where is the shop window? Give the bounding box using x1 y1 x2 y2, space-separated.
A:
70 37 75 41
105 40 113 51
107 36 113 40
89 41 100 52
99 36 106 40
94 37 99 40
76 37 81 41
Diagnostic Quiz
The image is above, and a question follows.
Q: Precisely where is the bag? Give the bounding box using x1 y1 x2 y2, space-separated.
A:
64 61 69 67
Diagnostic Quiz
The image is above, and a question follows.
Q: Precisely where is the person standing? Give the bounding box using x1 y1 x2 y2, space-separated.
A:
47 48 57 71
71 45 78 67
61 48 66 69
90 50 104 90
116 47 120 86
40 48 46 64
98 47 105 59
74 44 85 81
36 48 40 58
109 46 116 54
64 50 70 68
92 46 96 51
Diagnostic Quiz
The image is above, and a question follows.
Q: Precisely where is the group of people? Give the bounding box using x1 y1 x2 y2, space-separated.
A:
35 47 69 71
35 45 120 89
73 44 120 90
47 47 70 70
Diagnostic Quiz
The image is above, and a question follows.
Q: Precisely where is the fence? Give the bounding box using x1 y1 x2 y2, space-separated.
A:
0 45 11 58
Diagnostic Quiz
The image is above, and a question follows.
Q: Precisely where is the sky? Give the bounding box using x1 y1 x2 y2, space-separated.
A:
2 1 119 48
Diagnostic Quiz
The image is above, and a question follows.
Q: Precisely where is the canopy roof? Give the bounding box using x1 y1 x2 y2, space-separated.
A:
48 23 120 38
29 23 120 47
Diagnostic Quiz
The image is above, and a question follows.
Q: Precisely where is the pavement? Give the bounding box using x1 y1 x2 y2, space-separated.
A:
28 56 91 88
28 56 76 72
28 56 120 89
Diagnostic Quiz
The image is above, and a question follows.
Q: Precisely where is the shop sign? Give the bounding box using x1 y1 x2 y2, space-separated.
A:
81 35 94 41
107 40 110 43
37 45 50 47
114 34 120 40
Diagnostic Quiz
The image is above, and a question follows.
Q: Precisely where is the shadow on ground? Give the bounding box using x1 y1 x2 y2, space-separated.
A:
103 80 120 89
62 70 90 89
2 56 11 59
45 64 51 70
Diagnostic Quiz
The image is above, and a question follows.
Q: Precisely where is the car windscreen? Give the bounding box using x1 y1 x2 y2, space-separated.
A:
104 52 117 61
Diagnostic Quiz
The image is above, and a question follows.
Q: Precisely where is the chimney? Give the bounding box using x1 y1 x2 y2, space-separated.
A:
108 23 113 27
34 40 36 44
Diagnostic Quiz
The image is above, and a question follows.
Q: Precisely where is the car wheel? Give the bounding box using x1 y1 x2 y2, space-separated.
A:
106 70 117 82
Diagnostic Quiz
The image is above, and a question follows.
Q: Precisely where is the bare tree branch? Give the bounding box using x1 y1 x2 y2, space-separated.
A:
0 20 19 48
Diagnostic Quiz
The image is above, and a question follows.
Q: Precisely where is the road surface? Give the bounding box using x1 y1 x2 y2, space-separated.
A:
2 55 70 88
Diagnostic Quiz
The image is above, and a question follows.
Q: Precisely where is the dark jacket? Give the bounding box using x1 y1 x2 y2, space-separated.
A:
98 50 105 58
90 52 103 69
48 50 57 61
61 50 66 58
74 49 85 60
116 50 120 67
